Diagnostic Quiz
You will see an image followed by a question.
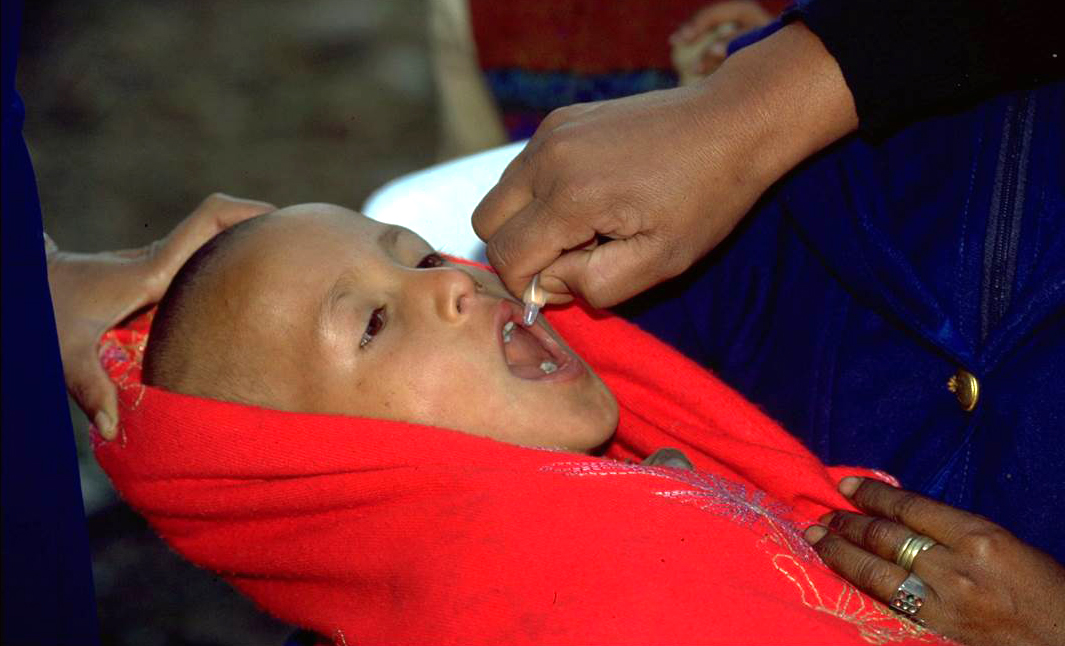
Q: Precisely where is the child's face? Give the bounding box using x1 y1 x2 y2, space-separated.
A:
217 204 618 451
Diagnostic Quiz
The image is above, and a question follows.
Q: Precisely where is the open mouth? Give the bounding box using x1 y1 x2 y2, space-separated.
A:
495 300 584 382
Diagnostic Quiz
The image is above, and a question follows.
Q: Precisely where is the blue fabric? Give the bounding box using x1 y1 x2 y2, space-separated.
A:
620 81 1065 561
2 0 100 642
484 68 677 112
782 1 1064 136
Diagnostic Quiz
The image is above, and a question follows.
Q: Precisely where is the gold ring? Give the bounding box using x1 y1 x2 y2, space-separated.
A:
895 534 937 571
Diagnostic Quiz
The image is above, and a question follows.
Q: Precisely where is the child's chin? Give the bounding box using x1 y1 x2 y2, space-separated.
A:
571 390 620 451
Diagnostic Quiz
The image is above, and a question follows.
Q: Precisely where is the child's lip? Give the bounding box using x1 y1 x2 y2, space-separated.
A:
493 300 585 382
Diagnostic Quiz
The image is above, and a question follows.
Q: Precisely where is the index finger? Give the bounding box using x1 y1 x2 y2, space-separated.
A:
543 232 678 308
171 192 276 245
483 195 599 299
842 477 985 547
144 193 274 299
156 194 275 270
471 150 534 244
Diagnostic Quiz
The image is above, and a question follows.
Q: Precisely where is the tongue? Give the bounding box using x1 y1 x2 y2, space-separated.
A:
504 325 555 378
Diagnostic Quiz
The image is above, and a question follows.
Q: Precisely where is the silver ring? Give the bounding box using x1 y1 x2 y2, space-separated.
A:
890 572 928 621
895 534 936 571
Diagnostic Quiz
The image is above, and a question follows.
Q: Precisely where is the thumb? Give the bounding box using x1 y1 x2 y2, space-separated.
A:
542 234 673 309
68 352 120 441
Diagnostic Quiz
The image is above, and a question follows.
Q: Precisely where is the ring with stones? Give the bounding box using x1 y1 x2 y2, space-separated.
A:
889 572 928 623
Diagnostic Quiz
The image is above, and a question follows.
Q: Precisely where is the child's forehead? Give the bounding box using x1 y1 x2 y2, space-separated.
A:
270 203 379 233
237 207 427 282
247 206 390 252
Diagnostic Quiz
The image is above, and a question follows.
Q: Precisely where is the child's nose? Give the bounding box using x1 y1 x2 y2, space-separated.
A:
420 267 482 322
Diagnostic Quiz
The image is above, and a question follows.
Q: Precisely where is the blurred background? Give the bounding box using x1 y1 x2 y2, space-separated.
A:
19 2 436 644
16 1 780 643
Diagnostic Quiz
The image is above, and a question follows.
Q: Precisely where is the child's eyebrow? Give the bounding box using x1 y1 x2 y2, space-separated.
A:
320 271 357 325
378 225 403 252
317 225 410 325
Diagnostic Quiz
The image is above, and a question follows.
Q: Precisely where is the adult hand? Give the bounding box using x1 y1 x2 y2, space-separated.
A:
805 477 1065 646
47 193 275 439
472 23 857 308
670 1 774 77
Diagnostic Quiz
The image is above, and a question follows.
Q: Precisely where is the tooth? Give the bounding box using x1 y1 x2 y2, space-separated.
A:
539 360 558 374
502 321 515 343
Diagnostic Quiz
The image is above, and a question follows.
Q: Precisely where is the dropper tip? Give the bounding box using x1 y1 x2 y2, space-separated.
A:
521 273 544 325
523 303 540 326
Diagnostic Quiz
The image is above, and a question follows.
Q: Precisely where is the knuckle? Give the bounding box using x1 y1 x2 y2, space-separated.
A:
470 215 490 241
538 133 575 166
853 555 895 593
204 192 232 207
539 104 580 131
536 109 563 132
812 534 845 562
198 193 223 212
471 198 499 239
145 237 166 262
553 178 601 217
958 525 1010 560
143 242 174 293
484 239 533 293
862 518 896 549
484 240 514 272
888 491 924 522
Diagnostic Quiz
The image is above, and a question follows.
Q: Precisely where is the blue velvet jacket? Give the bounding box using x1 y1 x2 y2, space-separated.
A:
3 0 99 641
624 80 1065 560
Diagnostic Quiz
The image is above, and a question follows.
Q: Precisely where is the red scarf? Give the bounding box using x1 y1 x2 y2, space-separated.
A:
95 300 942 645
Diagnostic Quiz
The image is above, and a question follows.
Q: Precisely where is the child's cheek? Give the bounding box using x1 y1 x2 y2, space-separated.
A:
399 353 483 421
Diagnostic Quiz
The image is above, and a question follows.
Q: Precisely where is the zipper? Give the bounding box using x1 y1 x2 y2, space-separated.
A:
980 91 1036 343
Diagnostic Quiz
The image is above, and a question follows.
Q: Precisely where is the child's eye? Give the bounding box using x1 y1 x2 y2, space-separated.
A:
360 307 387 348
416 252 446 269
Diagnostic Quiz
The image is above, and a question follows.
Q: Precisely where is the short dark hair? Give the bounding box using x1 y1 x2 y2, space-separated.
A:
143 213 273 403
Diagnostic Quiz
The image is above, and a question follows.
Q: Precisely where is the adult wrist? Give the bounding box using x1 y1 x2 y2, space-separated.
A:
707 22 858 188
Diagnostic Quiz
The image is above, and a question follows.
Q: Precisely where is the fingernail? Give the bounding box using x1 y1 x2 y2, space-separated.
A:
94 411 115 439
804 525 827 544
819 511 835 526
710 43 728 57
838 476 861 497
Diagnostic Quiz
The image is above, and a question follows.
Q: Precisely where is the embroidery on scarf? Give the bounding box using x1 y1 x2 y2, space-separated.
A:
542 461 936 644
98 312 154 446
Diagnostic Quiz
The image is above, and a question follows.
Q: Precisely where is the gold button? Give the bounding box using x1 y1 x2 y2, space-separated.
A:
946 369 979 412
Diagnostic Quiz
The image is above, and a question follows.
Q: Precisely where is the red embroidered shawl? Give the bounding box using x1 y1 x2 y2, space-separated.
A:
94 301 943 645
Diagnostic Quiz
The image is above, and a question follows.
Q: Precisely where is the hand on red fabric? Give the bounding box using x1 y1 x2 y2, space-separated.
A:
670 1 774 76
471 23 857 309
805 477 1065 646
47 193 274 439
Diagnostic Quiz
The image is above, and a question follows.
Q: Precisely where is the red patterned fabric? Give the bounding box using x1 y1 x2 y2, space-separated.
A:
94 299 943 645
469 0 791 73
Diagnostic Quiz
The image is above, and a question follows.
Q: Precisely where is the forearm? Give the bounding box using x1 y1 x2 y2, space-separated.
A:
785 0 1064 135
693 22 858 196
